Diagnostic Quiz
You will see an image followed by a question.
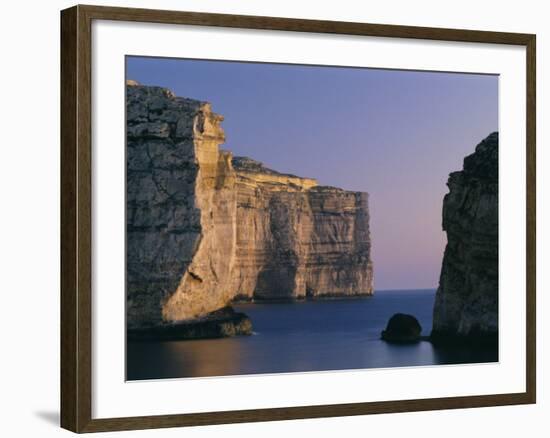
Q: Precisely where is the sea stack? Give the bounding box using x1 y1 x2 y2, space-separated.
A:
431 132 499 344
126 82 373 336
381 313 422 343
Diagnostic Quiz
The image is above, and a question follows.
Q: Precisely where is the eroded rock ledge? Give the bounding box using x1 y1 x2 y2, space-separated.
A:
431 132 498 345
127 307 252 341
126 81 373 333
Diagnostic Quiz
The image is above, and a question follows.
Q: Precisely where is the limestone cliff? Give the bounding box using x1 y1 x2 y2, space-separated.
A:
431 132 498 343
127 82 237 328
231 157 373 300
126 82 373 329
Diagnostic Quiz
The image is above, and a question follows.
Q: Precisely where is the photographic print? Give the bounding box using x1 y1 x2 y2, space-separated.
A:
60 7 536 431
125 56 499 381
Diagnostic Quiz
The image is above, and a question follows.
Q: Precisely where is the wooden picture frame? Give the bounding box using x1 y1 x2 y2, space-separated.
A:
60 4 536 433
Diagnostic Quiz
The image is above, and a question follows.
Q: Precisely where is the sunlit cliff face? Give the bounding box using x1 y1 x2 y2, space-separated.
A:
127 83 373 328
127 56 497 291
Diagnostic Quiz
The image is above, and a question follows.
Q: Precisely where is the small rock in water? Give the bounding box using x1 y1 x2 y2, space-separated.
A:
381 313 422 343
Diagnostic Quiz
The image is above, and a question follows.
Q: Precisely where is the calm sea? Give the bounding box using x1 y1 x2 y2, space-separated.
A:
126 289 497 380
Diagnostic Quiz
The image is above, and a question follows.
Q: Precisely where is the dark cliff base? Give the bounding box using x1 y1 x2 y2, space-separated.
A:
430 330 498 347
429 332 499 365
127 306 253 341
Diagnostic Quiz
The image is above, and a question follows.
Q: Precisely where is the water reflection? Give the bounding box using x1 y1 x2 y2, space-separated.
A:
127 290 497 380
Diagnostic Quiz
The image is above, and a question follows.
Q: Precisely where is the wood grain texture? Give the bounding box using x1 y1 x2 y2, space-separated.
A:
60 5 78 432
79 4 534 44
60 4 537 433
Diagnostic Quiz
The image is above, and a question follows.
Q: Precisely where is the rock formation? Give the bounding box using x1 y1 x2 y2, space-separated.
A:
126 82 373 331
127 307 252 341
231 157 373 301
126 81 239 330
431 132 498 344
381 313 422 343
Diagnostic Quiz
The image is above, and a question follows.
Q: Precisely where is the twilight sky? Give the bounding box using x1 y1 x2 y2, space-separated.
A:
127 56 498 291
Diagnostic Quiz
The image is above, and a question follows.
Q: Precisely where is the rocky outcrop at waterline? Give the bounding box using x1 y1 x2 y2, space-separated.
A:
431 132 499 344
381 313 422 343
126 81 373 335
127 307 253 341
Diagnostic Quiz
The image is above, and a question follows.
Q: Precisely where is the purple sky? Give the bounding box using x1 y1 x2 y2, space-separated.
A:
127 56 498 291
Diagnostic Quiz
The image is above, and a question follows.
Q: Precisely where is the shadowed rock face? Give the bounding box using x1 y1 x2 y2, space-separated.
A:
431 132 498 343
126 82 373 329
